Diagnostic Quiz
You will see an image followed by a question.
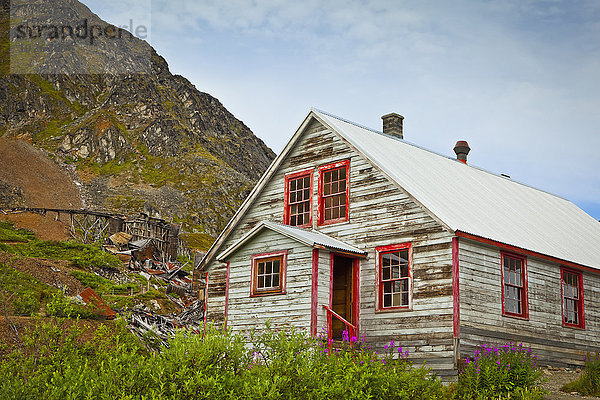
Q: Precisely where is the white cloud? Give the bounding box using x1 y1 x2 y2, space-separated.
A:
80 0 600 218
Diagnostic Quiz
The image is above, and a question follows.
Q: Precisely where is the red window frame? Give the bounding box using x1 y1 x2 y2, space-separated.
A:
250 250 287 297
376 243 412 311
317 160 350 226
501 252 529 319
283 168 313 228
561 268 585 329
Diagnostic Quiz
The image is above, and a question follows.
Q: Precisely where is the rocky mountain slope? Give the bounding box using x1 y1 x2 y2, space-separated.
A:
0 0 275 248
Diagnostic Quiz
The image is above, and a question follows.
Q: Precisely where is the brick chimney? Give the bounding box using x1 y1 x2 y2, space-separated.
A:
453 140 471 164
381 113 404 139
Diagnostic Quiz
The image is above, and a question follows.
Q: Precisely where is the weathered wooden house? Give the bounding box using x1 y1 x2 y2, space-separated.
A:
198 108 600 378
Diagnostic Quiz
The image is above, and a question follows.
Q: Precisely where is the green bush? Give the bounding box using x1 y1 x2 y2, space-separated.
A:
0 221 35 242
453 342 544 399
0 261 56 315
562 353 600 396
45 292 98 319
0 321 446 400
1 239 122 270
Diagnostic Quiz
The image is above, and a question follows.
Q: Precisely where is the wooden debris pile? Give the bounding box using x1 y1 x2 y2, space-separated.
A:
120 299 204 348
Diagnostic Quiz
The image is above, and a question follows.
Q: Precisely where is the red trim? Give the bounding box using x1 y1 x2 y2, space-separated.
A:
375 242 413 311
317 159 350 226
501 252 529 320
327 252 360 340
224 262 230 329
328 253 334 345
456 231 599 274
283 168 314 228
250 250 288 297
203 272 209 329
311 249 319 337
452 237 460 339
560 267 585 329
352 257 360 338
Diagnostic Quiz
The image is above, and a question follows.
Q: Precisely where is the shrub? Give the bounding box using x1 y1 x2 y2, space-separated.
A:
0 221 35 242
45 292 98 319
0 321 446 400
0 261 55 315
453 342 545 399
562 353 600 396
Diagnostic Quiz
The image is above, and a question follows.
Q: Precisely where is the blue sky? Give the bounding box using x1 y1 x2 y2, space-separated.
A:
83 0 600 221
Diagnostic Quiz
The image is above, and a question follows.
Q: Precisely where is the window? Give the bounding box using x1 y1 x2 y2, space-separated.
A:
501 253 528 319
561 268 585 329
377 243 412 310
250 251 287 296
284 169 313 227
318 160 349 225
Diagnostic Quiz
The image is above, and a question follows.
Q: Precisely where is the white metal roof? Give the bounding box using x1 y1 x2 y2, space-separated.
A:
217 220 367 261
312 109 600 269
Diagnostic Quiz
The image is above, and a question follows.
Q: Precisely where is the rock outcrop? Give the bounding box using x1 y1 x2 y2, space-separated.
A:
0 0 275 244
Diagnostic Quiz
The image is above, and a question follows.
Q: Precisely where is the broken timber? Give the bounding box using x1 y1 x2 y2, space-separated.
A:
1 207 184 261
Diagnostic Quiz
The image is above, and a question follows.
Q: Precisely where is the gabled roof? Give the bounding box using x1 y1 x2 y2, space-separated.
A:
200 108 600 271
312 109 600 269
217 221 367 261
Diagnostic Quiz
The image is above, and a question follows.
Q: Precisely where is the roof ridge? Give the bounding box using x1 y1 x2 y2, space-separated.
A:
312 107 570 202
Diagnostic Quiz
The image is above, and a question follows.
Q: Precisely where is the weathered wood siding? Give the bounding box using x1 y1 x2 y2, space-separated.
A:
206 118 456 376
458 238 600 367
227 229 313 331
206 266 227 326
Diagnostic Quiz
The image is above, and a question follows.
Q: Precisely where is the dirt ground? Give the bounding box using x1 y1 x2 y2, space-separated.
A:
0 211 72 241
0 137 82 210
539 368 598 399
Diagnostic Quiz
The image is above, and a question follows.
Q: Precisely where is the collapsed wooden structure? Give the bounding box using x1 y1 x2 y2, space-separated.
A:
1 207 183 261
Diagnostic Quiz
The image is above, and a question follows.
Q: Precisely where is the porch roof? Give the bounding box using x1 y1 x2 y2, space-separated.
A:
216 220 367 261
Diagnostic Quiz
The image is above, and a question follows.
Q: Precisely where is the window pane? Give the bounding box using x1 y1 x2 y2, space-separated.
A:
383 294 391 307
392 265 399 279
304 188 310 199
400 264 408 278
290 180 296 190
382 254 391 267
394 281 404 293
258 263 264 275
383 282 392 294
332 169 338 181
340 168 346 179
392 293 401 306
325 209 331 220
402 292 409 306
273 261 280 273
332 182 338 194
402 279 409 292
339 180 346 192
266 262 272 274
382 266 390 280
258 276 264 288
272 275 279 287
304 177 310 187
340 205 346 216
332 207 339 219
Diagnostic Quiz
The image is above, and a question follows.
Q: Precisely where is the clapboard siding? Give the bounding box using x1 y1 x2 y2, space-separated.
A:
205 118 456 376
227 229 313 331
459 238 600 367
